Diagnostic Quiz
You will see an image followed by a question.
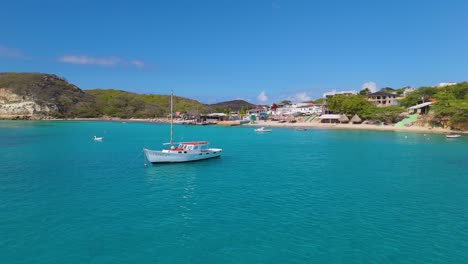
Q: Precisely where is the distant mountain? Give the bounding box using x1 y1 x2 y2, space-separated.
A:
206 100 256 112
380 87 396 93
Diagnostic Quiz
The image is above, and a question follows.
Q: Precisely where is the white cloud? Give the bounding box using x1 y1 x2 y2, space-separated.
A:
58 55 121 66
0 45 27 59
294 92 311 102
58 55 145 68
362 81 377 93
129 60 145 68
257 91 268 103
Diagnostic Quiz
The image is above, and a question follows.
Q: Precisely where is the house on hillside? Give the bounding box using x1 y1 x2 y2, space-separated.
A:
366 91 397 107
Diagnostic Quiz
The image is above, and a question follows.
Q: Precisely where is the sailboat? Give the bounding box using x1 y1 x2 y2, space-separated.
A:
143 90 222 164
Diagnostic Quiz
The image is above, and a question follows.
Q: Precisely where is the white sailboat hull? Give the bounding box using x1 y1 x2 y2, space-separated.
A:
143 148 222 163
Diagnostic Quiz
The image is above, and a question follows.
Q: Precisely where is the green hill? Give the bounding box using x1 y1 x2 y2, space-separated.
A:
86 89 207 118
0 72 257 119
207 100 256 112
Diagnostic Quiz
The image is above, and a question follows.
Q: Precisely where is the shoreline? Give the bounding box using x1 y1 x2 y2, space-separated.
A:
245 120 466 135
1 117 466 135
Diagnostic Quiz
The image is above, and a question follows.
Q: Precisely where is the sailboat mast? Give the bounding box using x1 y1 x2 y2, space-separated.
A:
170 90 173 146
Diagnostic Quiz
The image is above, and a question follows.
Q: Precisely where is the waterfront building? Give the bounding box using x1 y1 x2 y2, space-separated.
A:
408 102 433 114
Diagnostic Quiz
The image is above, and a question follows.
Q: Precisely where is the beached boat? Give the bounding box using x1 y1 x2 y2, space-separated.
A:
254 127 272 132
446 134 461 138
143 91 222 164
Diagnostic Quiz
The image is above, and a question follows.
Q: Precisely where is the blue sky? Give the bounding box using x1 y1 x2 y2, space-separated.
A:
1 0 467 104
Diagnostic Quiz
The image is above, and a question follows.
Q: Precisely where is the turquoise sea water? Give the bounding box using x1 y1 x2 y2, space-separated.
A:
1 121 467 263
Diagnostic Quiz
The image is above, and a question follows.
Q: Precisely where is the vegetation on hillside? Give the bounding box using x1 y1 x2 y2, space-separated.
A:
326 95 406 123
398 82 468 124
87 90 256 118
313 98 324 104
87 89 206 118
327 83 468 127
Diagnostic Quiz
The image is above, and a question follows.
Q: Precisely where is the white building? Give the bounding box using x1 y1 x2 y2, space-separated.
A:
437 82 457 87
273 103 322 116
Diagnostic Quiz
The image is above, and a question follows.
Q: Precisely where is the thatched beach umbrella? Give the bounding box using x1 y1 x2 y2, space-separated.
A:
339 114 349 123
350 114 362 124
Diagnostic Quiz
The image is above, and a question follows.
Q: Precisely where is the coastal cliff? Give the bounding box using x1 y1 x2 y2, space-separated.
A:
0 88 60 118
0 73 94 119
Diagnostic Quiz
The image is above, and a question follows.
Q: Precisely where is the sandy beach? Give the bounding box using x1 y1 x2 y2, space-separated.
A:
8 116 461 135
245 120 467 135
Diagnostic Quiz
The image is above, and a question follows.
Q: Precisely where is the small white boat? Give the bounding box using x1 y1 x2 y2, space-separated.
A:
93 136 104 141
254 127 272 132
446 134 461 138
143 90 222 164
